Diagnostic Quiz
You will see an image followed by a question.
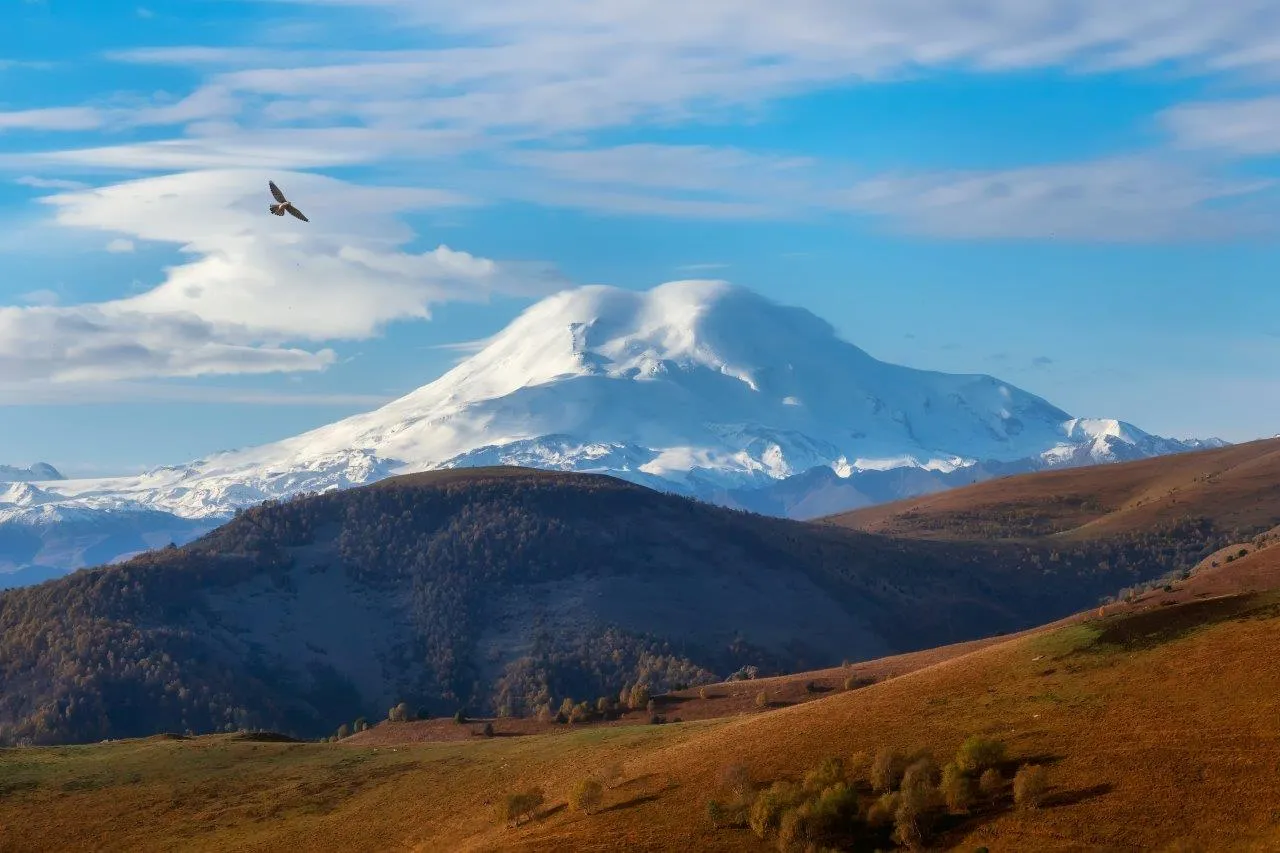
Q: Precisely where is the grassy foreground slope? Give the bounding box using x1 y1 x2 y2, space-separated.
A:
3 590 1279 852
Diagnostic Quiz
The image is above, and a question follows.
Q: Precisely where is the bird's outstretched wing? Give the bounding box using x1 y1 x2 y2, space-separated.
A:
269 180 287 203
286 205 309 222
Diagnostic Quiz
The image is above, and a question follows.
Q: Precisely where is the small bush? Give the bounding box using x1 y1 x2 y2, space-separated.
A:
755 690 769 708
569 779 604 815
847 750 872 786
777 803 816 850
802 756 845 793
1013 764 1049 809
870 747 905 793
955 735 1006 775
698 686 710 700
979 768 1003 797
748 780 803 838
940 762 972 813
500 787 545 827
482 722 494 737
388 702 413 723
335 723 350 739
719 763 753 800
803 680 818 694
866 791 900 827
901 754 940 793
453 709 467 725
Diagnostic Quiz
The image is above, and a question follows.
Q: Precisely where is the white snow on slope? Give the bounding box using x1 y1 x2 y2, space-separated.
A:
3 280 1223 577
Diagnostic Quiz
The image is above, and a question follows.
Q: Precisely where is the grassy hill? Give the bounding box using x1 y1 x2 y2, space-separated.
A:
828 437 1280 542
2 584 1277 851
5 466 1153 748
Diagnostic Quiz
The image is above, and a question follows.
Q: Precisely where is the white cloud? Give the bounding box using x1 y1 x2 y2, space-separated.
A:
0 381 393 406
484 143 1277 240
105 238 134 253
18 289 59 306
0 107 102 132
1163 97 1280 156
0 169 565 386
836 157 1278 241
14 176 88 190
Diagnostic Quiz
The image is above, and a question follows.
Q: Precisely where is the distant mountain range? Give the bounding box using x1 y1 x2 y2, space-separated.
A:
0 463 62 482
0 281 1223 585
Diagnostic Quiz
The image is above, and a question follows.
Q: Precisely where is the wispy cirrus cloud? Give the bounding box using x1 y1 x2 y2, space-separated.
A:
1163 96 1280 156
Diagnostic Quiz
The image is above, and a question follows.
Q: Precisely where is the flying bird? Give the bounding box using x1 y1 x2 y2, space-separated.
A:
268 180 309 222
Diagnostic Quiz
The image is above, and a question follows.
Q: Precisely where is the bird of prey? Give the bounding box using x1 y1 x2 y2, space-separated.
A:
268 180 309 222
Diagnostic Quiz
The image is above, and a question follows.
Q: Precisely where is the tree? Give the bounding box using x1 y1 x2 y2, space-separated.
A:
628 684 651 710
500 787 545 827
940 762 973 813
453 709 467 724
955 735 1006 775
870 747 905 793
353 716 368 732
335 723 350 739
847 750 872 787
569 779 604 814
1013 764 1049 809
388 702 412 723
482 722 494 737
979 768 1003 797
940 761 973 811
802 756 845 793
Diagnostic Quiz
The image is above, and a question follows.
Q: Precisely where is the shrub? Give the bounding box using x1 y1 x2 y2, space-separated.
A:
847 750 872 787
866 792 900 827
719 763 753 801
901 754 940 793
955 735 1006 775
601 762 624 789
453 709 467 724
388 702 412 722
978 768 1003 797
803 680 818 694
807 781 860 837
803 756 845 793
335 723 350 739
777 803 816 850
628 684 651 710
416 707 430 721
748 780 803 838
755 690 769 708
482 722 494 737
569 779 604 815
500 787 545 827
596 696 612 716
353 716 367 732
940 762 972 813
1013 764 1049 809
893 777 941 850
698 686 710 700
870 747 905 793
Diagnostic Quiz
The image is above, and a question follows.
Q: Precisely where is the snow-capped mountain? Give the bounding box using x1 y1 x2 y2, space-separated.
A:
2 280 1223 584
0 462 63 482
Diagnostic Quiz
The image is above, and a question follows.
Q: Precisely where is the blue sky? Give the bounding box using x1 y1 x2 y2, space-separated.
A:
3 0 1280 475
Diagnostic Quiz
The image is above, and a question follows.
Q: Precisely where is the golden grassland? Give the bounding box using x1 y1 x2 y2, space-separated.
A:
3 591 1280 852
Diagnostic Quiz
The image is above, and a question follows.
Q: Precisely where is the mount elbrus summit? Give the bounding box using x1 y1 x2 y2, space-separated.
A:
0 280 1220 585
